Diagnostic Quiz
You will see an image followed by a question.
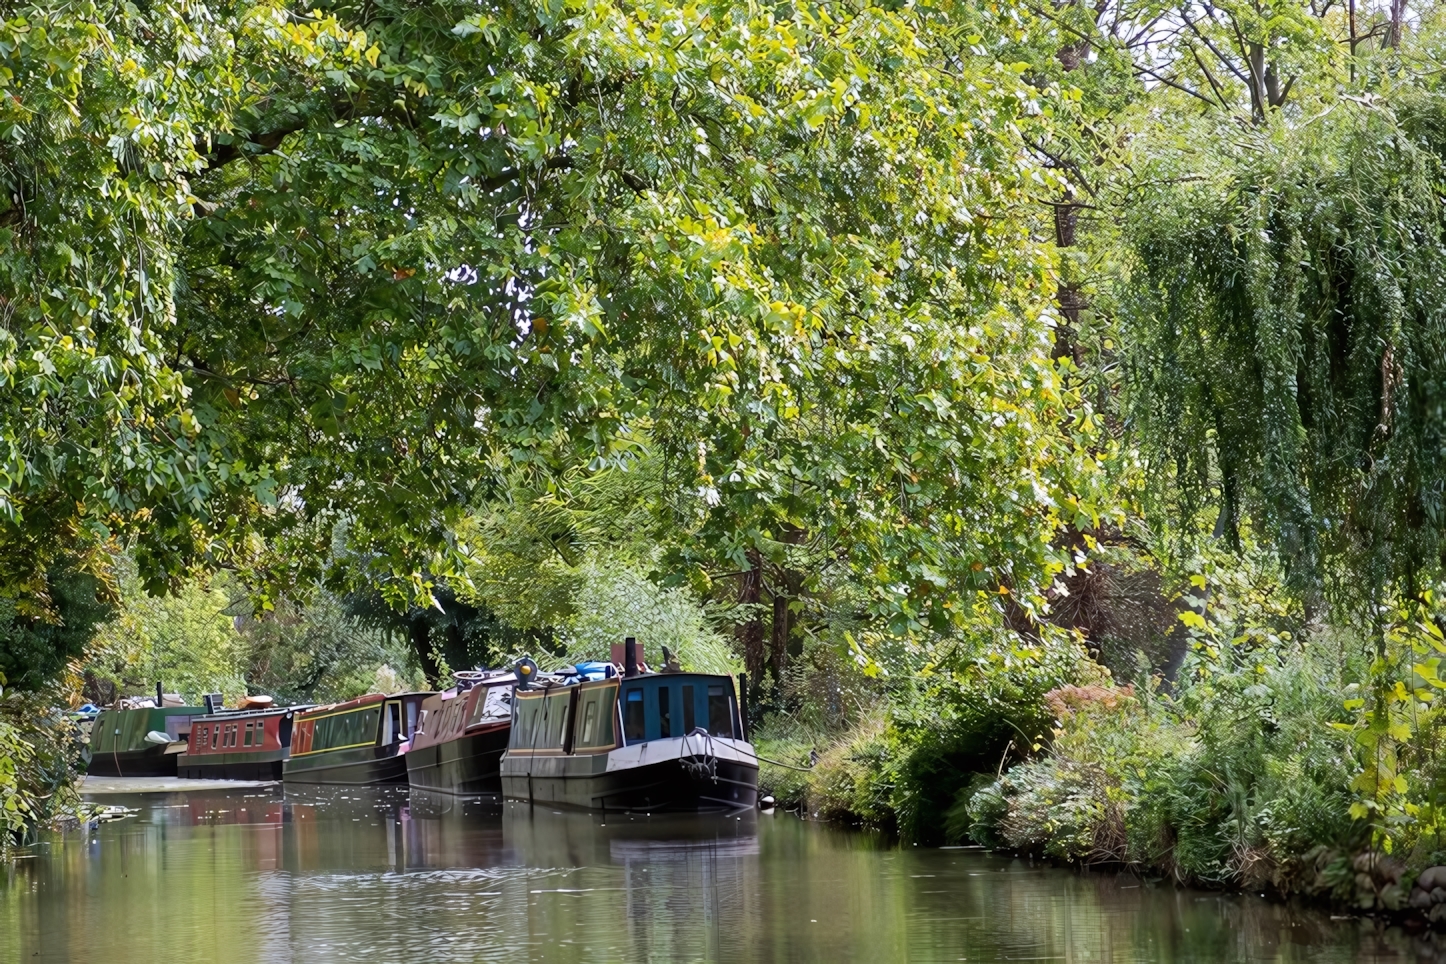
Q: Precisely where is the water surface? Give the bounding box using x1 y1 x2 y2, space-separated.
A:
0 787 1437 962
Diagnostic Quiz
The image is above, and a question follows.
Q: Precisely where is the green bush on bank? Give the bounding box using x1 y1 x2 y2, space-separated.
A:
964 636 1363 889
755 626 1087 842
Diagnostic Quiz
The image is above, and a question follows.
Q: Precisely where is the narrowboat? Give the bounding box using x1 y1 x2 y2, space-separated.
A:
87 704 208 777
282 692 431 785
499 642 759 813
406 671 516 796
177 706 308 780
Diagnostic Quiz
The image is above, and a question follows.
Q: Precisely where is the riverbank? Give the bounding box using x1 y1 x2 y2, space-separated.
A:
751 632 1446 934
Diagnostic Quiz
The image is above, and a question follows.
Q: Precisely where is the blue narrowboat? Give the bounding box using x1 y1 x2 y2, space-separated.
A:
499 641 758 813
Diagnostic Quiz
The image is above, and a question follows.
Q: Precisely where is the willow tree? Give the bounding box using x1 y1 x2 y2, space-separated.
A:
1 0 1104 680
1119 84 1446 607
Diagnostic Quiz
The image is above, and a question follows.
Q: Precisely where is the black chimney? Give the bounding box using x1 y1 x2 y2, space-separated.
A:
624 637 639 678
155 681 164 708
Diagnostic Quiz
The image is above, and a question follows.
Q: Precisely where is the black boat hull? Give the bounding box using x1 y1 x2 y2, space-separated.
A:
406 727 509 796
501 755 759 813
86 746 178 778
283 750 409 786
178 757 285 781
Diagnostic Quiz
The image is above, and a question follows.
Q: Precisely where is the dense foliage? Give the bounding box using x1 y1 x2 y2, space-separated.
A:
0 564 111 692
12 0 1446 918
1121 95 1446 606
0 0 1099 638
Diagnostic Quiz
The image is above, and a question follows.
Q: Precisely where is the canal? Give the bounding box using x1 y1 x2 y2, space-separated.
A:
0 787 1438 962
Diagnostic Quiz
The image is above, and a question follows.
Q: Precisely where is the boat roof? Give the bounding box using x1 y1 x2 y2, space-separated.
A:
96 705 206 716
195 705 310 719
515 669 734 695
294 691 434 718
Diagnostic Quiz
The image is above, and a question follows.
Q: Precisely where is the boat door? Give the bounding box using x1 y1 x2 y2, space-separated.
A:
382 700 404 744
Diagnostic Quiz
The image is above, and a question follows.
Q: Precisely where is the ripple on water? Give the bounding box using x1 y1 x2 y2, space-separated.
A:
0 790 1437 963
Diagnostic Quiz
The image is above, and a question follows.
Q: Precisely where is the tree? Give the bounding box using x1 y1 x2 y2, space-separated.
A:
1113 15 1446 610
2 0 1103 670
235 590 424 703
0 563 112 692
83 558 245 702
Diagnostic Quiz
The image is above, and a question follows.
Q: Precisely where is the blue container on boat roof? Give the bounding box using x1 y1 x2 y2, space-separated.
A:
571 661 617 682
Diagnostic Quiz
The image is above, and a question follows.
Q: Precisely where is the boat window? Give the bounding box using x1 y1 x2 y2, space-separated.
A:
580 701 597 746
383 701 401 744
545 691 571 749
707 685 735 738
658 686 673 738
474 686 512 726
211 725 220 749
623 689 646 744
683 685 696 733
312 706 381 751
512 696 544 749
243 723 252 747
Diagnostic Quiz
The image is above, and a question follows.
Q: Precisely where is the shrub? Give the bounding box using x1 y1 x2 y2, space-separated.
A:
965 636 1361 887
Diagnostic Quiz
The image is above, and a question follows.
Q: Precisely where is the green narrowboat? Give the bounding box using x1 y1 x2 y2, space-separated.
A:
88 705 208 777
282 692 431 785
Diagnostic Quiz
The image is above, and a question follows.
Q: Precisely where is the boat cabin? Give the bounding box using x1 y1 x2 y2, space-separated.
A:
411 674 514 753
508 672 742 756
188 711 290 756
179 706 302 780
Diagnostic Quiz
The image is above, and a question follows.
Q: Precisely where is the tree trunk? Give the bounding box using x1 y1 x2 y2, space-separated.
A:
445 621 465 673
736 549 766 682
1053 195 1086 365
1387 0 1407 48
408 619 441 689
768 568 803 683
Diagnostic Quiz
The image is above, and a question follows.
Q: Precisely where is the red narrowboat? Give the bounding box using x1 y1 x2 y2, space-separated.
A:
178 707 306 780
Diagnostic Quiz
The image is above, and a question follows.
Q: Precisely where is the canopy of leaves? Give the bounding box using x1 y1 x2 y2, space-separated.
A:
0 0 1103 640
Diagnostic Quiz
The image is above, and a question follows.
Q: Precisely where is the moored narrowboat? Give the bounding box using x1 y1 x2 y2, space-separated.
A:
87 704 208 777
406 671 516 796
283 692 431 786
178 706 307 780
499 643 759 813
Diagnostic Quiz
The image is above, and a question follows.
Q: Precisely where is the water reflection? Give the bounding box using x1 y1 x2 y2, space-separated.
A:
0 787 1442 962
